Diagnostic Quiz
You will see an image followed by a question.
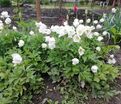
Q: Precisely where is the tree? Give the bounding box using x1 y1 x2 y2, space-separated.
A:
35 0 41 21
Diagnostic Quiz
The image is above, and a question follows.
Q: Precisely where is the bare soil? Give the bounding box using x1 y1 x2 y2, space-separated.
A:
0 4 99 26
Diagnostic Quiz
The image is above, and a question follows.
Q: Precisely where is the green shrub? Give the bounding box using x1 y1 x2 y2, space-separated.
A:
0 30 43 103
0 0 11 7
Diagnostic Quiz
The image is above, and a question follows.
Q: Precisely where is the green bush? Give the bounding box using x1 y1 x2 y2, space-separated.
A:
0 34 43 103
0 21 44 103
0 0 11 7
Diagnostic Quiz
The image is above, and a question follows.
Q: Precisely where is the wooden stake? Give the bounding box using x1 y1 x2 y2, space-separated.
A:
35 0 41 21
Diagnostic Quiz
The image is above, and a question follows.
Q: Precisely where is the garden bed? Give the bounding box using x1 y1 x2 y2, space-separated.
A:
32 76 121 104
0 4 121 104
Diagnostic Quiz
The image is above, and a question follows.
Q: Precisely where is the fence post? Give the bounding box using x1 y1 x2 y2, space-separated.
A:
35 0 41 21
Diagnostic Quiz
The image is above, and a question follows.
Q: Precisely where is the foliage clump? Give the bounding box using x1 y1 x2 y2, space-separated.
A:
0 0 11 7
0 10 120 103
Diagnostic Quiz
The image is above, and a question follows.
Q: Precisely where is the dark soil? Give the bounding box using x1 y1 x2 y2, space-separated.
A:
32 77 121 104
32 75 62 104
108 78 121 104
0 4 100 26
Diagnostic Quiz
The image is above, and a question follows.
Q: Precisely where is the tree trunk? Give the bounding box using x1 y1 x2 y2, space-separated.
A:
35 0 41 22
112 0 116 7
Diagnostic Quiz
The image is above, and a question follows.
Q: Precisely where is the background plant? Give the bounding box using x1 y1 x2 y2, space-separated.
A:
104 8 121 44
0 0 11 7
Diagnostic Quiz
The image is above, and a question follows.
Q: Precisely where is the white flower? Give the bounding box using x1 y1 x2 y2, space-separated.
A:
48 43 56 49
108 58 116 64
39 28 51 35
90 26 95 30
29 31 35 36
72 58 79 65
91 65 98 73
84 26 94 39
99 18 105 23
78 46 85 56
18 40 24 47
73 35 81 43
96 24 102 29
44 36 56 49
0 20 3 23
79 19 84 24
58 26 66 37
81 81 85 88
96 47 101 51
63 21 68 26
48 37 55 43
107 54 116 64
73 19 79 27
93 20 98 24
42 43 47 49
110 54 114 58
66 26 75 38
1 11 10 18
86 32 93 39
76 25 86 36
45 36 51 42
51 25 60 32
86 19 91 23
102 31 108 36
13 26 17 31
112 8 117 13
97 36 103 41
44 29 51 35
5 17 11 24
46 37 56 49
93 32 100 36
38 23 51 35
11 53 22 65
36 22 47 29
